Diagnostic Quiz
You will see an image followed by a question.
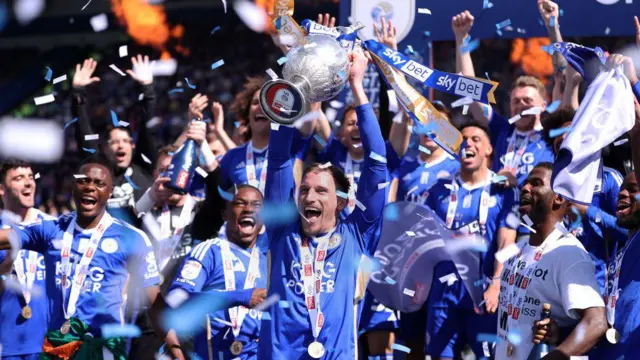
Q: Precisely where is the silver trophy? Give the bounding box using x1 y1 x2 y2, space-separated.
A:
260 34 351 125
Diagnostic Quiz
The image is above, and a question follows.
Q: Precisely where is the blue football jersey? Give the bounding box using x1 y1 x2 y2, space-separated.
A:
393 153 460 205
489 112 555 186
13 212 160 334
425 173 519 308
170 238 268 360
0 209 54 356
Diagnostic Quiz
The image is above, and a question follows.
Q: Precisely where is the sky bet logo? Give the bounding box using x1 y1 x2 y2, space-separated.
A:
382 48 434 82
436 75 456 91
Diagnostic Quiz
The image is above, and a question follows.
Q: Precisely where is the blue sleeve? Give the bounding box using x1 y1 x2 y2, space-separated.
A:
585 206 627 247
12 219 57 254
265 125 297 247
349 104 388 254
385 140 402 174
218 151 234 190
316 133 340 164
603 169 623 215
489 111 509 148
171 241 217 293
498 187 520 230
632 81 640 103
291 130 312 161
130 231 161 287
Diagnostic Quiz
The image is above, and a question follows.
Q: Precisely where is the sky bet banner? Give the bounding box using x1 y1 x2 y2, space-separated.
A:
340 0 640 43
368 202 486 313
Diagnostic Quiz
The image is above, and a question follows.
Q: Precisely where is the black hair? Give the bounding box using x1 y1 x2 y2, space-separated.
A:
301 164 351 196
76 154 115 181
225 184 264 202
541 108 575 147
457 118 492 140
0 160 32 183
533 161 554 172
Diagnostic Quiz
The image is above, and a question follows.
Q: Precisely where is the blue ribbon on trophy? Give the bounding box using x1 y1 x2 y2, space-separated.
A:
368 202 486 313
301 19 364 51
363 40 499 105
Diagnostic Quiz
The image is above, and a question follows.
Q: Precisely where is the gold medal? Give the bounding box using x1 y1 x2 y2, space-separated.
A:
21 305 32 319
506 343 514 357
307 341 325 359
230 340 243 356
60 321 71 335
606 327 620 344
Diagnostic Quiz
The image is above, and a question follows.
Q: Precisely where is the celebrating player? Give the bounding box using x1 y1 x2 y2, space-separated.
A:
259 48 388 359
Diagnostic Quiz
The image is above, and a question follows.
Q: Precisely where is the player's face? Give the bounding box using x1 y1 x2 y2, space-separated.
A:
510 85 545 131
225 187 264 247
0 167 35 210
616 173 640 229
249 90 269 138
553 121 572 154
298 170 341 237
107 128 135 169
519 167 554 222
460 126 491 172
340 110 363 156
73 164 113 219
153 154 183 204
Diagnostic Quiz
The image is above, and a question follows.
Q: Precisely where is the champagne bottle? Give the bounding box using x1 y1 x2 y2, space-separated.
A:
166 139 199 194
528 303 552 360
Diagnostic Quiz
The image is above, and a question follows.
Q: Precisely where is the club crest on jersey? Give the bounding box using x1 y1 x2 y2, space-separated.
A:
489 196 498 208
352 0 416 43
328 234 342 249
180 260 202 280
100 238 118 254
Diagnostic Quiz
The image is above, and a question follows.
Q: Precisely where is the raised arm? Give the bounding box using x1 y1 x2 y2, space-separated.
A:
538 0 567 76
349 50 388 253
265 123 296 242
452 11 488 122
71 58 101 150
211 101 237 152
126 55 158 169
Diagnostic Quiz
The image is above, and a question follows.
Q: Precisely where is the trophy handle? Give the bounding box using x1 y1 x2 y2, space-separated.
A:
259 79 309 125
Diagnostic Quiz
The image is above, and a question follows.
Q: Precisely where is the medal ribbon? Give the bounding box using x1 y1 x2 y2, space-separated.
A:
364 40 498 105
299 233 331 340
367 51 463 159
220 240 261 338
445 173 493 235
344 154 360 214
60 213 114 319
503 131 531 175
604 232 638 326
245 142 269 195
157 196 196 270
14 250 38 305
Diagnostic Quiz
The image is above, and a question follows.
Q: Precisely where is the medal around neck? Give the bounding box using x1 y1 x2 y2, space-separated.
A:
230 340 243 355
260 33 350 125
606 327 620 344
307 341 325 359
21 305 32 319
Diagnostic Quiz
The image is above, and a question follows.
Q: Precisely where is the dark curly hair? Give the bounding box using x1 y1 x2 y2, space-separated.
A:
229 76 265 122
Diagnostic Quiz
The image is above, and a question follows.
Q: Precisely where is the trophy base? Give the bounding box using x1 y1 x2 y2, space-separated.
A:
259 79 308 125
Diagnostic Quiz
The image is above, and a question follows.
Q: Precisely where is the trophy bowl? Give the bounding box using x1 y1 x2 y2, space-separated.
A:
260 34 351 125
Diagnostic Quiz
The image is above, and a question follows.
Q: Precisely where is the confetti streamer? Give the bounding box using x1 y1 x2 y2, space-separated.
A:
109 64 126 76
522 214 534 227
195 167 208 178
266 68 278 80
210 25 221 34
125 175 139 190
110 110 119 127
101 324 141 339
460 38 480 54
210 59 225 70
82 148 96 153
185 78 196 89
44 67 52 81
495 243 520 263
496 19 511 29
118 45 128 58
522 106 543 116
507 114 522 124
34 94 54 105
313 134 327 148
118 121 129 127
614 139 629 146
168 88 184 95
73 174 87 179
403 288 415 297
405 231 416 236
384 276 396 285
549 16 556 27
549 126 571 138
277 57 288 66
417 8 431 15
545 100 561 113
89 13 108 32
378 182 390 189
369 151 387 163
254 294 280 312
52 75 67 84
84 134 99 141
462 105 469 115
451 97 473 108
270 123 280 131
492 175 507 184
81 0 92 10
217 186 233 201
519 222 537 234
319 162 332 169
34 173 40 180
355 199 366 211
391 344 411 353
336 190 348 199
406 45 415 54
64 117 78 130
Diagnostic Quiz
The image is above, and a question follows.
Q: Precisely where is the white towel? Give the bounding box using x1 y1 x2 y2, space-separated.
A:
552 68 635 204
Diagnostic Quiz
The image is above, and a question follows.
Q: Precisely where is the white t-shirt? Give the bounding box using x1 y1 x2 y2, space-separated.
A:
496 226 605 360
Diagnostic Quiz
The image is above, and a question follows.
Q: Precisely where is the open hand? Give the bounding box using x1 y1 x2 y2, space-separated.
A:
188 94 209 121
126 54 154 85
212 102 225 132
483 281 500 314
374 17 397 50
538 0 560 28
317 13 336 28
73 59 100 88
249 288 267 308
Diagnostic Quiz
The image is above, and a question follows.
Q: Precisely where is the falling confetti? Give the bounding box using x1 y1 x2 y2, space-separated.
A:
210 25 221 34
417 8 431 15
403 288 416 297
254 294 280 312
549 16 556 28
109 64 127 76
549 126 571 138
384 276 396 285
125 175 139 190
195 167 208 178
391 343 411 353
546 100 561 113
217 186 233 201
84 134 99 141
101 324 141 339
34 172 40 180
277 57 288 66
313 134 327 148
266 68 278 80
168 88 184 95
185 77 196 89
44 67 52 81
439 273 458 285
522 107 543 116
614 139 629 147
233 0 267 33
483 0 494 9
34 94 55 105
82 148 96 153
451 97 473 108
52 75 67 84
495 243 520 263
496 19 511 30
90 13 108 32
369 151 387 163
507 114 522 124
476 333 498 343
460 38 480 54
492 175 507 183
210 59 225 70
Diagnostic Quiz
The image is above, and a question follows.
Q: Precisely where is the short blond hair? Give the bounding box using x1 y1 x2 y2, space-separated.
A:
512 76 547 100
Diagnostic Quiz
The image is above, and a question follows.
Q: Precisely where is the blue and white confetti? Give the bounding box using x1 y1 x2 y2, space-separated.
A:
496 19 511 30
185 77 196 89
82 147 96 154
218 186 233 201
210 25 221 34
461 38 480 54
260 201 298 225
483 0 494 9
549 126 571 138
168 88 184 95
546 100 561 113
277 57 288 66
125 175 139 190
101 324 141 339
64 117 78 130
44 67 52 81
549 16 557 28
110 110 119 127
391 343 411 353
211 59 225 70
384 276 396 285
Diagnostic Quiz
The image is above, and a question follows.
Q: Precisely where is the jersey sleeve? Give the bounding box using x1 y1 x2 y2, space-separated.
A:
315 133 339 164
291 129 312 161
217 150 235 191
170 240 216 293
12 218 59 254
349 104 389 254
128 230 161 287
385 140 402 174
265 124 297 248
498 187 520 230
559 256 605 319
602 169 623 215
488 111 509 149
